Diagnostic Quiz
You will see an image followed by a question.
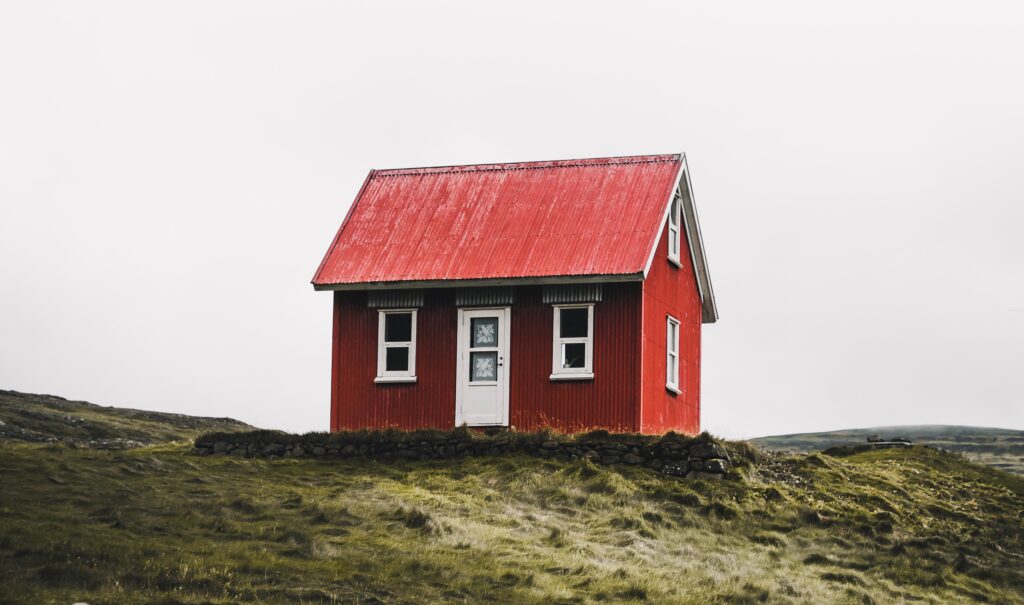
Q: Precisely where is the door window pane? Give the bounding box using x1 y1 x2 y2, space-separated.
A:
559 308 589 338
471 317 498 348
562 343 586 368
385 347 409 372
384 313 412 342
470 351 498 381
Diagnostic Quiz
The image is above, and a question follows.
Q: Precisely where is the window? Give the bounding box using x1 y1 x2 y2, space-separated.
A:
376 309 416 383
468 316 500 383
667 194 681 265
551 304 594 379
666 315 680 393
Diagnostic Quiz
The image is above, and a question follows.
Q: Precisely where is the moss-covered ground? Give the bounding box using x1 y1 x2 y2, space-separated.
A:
1 442 1022 604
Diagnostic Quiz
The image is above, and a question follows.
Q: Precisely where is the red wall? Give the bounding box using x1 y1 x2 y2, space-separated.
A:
509 284 641 433
640 223 703 434
331 283 642 432
332 289 458 430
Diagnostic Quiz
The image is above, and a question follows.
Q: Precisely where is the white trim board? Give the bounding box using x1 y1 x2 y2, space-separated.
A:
679 154 718 324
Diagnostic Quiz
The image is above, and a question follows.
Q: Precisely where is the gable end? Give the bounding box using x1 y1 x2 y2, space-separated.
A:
641 154 718 324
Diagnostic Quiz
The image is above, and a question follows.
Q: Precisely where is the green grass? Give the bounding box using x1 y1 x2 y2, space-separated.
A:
752 425 1024 476
1 441 1022 604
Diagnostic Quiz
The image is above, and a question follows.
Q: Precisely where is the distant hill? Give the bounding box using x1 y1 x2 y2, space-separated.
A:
752 425 1024 475
0 389 252 448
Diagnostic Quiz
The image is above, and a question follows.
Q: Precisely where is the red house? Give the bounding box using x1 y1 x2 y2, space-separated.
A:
312 154 717 434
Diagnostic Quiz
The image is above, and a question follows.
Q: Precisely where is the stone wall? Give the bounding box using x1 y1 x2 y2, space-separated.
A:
194 429 734 479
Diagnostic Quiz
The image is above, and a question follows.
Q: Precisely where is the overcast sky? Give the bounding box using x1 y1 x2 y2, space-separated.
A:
1 1 1022 437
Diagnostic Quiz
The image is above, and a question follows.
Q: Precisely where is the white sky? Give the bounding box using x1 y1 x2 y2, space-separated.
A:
1 1 1022 437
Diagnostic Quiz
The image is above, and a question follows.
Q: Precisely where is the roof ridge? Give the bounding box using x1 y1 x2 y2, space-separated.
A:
374 153 681 178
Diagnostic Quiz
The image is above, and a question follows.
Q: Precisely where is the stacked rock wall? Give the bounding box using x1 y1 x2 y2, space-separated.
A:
194 429 734 479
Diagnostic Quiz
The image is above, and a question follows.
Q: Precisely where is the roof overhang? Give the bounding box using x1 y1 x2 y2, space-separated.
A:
312 272 645 292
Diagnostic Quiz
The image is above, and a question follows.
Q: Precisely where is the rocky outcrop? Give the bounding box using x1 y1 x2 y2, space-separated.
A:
194 428 735 479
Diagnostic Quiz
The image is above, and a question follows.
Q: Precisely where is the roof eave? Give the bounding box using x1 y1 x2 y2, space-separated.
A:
312 272 645 292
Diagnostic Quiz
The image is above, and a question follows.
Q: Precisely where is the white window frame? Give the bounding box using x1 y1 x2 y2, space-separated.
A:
666 315 681 394
667 194 682 266
550 304 594 380
375 309 417 383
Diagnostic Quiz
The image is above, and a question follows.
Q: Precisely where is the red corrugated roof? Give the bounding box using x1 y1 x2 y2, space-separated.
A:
312 154 683 287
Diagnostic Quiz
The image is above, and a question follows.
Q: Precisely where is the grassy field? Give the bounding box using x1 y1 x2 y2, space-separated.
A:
2 439 1023 604
751 426 1024 476
2 392 1023 603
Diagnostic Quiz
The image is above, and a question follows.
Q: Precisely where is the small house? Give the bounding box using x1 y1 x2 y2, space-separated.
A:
312 154 717 434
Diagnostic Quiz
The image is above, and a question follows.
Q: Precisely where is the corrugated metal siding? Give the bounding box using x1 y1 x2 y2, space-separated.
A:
332 283 643 433
366 290 424 308
640 223 702 434
455 287 514 306
541 284 603 304
333 289 458 430
509 284 640 433
313 155 682 286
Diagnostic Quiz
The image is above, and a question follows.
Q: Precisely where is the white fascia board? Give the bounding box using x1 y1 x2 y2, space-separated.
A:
679 154 718 324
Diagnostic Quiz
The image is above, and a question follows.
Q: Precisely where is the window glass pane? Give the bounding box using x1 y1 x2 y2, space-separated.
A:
470 317 498 348
560 308 589 338
670 200 678 226
385 346 409 372
562 342 586 368
384 313 412 342
470 351 498 381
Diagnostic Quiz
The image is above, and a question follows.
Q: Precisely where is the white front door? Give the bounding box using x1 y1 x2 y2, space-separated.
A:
456 307 510 426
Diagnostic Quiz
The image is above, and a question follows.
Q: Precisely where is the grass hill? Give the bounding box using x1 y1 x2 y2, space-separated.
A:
1 393 1023 604
751 425 1024 476
0 389 252 447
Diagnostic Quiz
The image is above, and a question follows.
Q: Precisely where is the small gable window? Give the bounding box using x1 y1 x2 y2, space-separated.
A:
668 194 681 265
376 309 417 383
666 315 680 393
551 304 594 380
